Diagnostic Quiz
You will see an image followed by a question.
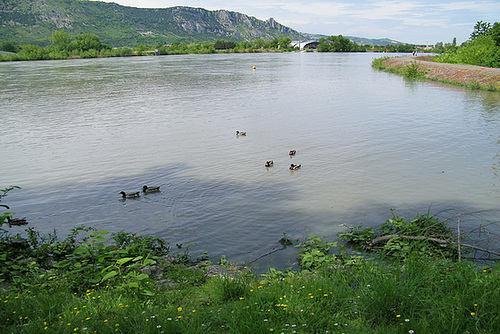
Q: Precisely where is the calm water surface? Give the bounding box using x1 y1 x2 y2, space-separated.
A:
2 53 500 268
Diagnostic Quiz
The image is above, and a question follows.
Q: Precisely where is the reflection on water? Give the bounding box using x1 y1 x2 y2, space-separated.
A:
1 53 500 268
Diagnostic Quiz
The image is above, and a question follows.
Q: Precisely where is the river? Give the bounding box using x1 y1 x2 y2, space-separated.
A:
1 52 499 268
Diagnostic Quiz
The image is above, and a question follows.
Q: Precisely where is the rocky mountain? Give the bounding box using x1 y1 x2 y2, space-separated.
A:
0 0 307 46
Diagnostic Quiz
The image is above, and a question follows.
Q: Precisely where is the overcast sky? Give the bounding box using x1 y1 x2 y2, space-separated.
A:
93 0 500 45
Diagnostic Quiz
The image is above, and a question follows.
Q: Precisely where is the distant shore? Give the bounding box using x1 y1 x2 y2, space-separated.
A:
381 56 500 91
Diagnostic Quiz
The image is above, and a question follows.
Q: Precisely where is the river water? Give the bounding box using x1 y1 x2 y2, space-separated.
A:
1 53 500 268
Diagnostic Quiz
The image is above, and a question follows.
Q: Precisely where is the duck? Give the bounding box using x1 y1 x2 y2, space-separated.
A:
236 131 247 136
142 185 160 193
289 163 301 170
265 160 274 167
6 217 28 227
119 191 140 199
289 150 296 156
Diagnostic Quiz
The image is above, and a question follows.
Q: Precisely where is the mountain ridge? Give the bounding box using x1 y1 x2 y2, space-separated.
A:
0 0 405 47
0 0 307 46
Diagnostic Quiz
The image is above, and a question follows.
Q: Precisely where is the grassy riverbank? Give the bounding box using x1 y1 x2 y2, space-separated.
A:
372 56 500 92
1 212 500 333
2 256 498 333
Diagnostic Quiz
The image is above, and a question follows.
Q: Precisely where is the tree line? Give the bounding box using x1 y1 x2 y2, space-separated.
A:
435 21 500 68
0 30 424 62
3 23 499 66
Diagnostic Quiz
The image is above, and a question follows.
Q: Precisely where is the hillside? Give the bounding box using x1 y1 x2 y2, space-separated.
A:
348 36 403 46
0 0 307 46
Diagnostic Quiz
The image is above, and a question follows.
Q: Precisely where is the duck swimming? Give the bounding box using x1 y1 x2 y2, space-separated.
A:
236 131 247 136
7 217 28 227
289 163 301 170
265 160 274 167
289 150 296 156
119 191 140 199
142 185 160 193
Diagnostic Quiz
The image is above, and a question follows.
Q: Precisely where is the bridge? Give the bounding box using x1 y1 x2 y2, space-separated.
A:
290 40 319 50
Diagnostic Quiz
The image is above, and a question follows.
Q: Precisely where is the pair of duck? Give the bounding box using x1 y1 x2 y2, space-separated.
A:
265 161 301 170
119 185 160 199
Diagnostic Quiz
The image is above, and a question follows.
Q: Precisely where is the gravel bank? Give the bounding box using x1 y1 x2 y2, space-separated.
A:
382 56 500 90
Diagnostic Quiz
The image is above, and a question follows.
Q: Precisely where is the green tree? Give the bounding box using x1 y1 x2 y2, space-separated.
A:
238 41 251 49
50 30 71 50
0 41 19 53
436 21 500 68
317 37 331 52
333 35 352 51
434 42 444 53
490 22 500 46
133 44 149 55
278 37 291 49
17 45 47 60
437 35 500 67
252 38 265 49
69 33 109 52
470 20 492 39
318 35 360 52
214 40 236 50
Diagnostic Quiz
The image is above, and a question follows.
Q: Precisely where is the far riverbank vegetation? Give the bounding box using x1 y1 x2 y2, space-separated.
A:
1 185 500 333
1 30 427 62
1 21 499 70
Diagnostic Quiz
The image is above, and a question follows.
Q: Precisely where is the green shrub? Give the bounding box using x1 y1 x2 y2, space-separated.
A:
339 211 458 259
403 61 428 78
436 35 500 68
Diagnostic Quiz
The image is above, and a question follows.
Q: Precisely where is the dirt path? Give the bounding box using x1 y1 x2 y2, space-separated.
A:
382 56 500 89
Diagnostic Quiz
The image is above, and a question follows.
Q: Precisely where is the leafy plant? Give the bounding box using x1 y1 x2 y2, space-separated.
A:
339 211 458 260
0 186 20 230
101 255 157 295
296 235 338 271
403 61 428 78
338 224 376 247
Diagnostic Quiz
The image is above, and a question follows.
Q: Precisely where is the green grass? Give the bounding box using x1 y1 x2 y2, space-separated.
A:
1 254 499 333
1 208 500 333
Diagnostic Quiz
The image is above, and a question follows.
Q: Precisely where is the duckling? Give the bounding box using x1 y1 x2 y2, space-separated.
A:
265 160 274 167
289 163 301 170
119 191 140 199
289 150 296 156
142 185 160 193
236 131 247 136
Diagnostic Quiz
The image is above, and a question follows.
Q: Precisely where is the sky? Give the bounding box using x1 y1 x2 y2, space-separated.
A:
93 0 500 45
